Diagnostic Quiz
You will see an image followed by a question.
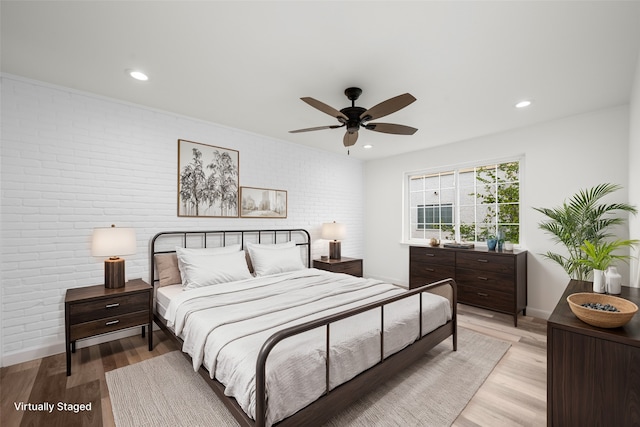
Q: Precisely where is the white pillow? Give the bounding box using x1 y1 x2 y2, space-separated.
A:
175 244 241 284
245 241 305 276
175 246 252 290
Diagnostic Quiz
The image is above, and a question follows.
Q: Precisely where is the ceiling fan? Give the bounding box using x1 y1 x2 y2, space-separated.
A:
289 87 418 148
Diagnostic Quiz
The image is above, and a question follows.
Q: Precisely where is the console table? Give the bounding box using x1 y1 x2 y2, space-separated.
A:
547 280 640 426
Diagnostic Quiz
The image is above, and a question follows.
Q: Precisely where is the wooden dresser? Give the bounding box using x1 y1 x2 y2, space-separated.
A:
409 245 527 326
547 280 640 426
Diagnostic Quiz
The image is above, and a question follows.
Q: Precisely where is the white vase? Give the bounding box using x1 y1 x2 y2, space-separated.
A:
592 269 606 293
605 266 622 295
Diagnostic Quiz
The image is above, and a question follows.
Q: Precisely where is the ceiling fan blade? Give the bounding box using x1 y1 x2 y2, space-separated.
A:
289 124 344 133
343 131 358 147
301 97 348 121
360 93 416 121
365 122 418 135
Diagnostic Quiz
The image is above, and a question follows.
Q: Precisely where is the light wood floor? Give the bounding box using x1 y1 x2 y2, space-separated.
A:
1 305 547 427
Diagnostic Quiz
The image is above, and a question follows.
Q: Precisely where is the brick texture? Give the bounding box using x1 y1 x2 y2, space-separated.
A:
0 76 364 364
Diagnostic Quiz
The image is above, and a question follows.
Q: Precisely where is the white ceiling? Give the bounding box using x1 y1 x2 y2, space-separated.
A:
2 1 640 160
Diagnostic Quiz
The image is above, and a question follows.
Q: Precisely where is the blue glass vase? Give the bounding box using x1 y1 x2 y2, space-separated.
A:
487 239 498 251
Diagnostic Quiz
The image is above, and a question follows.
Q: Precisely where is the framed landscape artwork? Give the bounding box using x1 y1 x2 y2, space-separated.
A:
240 187 287 218
177 139 239 217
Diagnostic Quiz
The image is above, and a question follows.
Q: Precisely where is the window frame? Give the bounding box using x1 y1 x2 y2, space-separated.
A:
402 156 524 246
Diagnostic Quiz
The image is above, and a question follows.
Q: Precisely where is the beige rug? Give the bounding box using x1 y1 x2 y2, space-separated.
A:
106 328 509 427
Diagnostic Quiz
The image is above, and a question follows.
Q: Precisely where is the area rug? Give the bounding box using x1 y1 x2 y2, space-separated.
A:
106 328 510 427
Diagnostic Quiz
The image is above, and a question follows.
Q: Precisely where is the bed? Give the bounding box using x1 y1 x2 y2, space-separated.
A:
150 229 457 427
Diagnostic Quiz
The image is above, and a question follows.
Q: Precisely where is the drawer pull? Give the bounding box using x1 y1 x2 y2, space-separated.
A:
105 303 120 309
477 259 488 263
426 268 435 272
478 276 488 281
425 254 435 257
105 320 120 326
477 292 489 297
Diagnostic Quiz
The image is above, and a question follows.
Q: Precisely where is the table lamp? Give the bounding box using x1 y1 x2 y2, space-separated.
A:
322 221 346 260
92 225 136 288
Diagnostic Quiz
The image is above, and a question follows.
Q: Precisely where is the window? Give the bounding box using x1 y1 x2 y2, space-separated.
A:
407 159 521 244
417 203 453 229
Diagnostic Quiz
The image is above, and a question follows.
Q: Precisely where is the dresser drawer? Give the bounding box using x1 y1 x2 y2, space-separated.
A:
410 246 455 266
456 251 514 274
410 265 455 288
455 267 514 294
458 284 514 313
69 292 149 324
70 310 150 341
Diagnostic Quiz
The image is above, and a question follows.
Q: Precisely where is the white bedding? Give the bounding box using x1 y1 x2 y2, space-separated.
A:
156 284 183 319
163 268 451 426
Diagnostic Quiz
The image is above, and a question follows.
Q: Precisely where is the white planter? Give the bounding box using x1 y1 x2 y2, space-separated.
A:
592 269 606 293
605 266 622 294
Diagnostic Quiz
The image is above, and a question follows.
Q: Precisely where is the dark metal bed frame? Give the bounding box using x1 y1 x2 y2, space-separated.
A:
150 229 457 427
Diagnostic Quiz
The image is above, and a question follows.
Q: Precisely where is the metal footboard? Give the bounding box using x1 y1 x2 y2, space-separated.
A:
254 278 457 427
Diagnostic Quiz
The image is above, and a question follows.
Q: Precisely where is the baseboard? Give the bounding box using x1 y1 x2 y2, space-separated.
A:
2 323 162 368
523 307 551 320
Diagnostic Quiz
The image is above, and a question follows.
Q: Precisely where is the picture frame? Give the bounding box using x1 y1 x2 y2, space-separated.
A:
177 139 239 217
240 187 287 218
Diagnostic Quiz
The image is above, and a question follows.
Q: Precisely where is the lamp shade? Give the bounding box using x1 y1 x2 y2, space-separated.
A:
92 226 137 257
321 222 346 241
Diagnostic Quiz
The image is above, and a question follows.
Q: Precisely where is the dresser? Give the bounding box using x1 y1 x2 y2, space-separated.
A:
409 245 527 326
313 257 363 277
64 278 152 375
547 280 640 426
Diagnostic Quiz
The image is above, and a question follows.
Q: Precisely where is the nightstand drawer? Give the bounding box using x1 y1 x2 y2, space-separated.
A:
455 268 513 293
69 292 149 324
338 261 363 277
458 284 514 313
70 310 150 341
313 257 363 277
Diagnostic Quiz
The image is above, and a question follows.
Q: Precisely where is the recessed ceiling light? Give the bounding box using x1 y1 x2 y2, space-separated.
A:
515 100 532 109
363 144 373 149
127 69 149 81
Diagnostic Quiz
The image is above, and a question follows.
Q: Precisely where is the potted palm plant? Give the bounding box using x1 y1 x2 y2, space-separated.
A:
534 183 637 281
575 239 638 292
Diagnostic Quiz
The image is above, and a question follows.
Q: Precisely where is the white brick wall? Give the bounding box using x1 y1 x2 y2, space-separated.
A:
0 75 365 366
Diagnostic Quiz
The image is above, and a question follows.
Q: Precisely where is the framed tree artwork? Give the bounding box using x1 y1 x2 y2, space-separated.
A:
240 187 287 218
177 139 239 217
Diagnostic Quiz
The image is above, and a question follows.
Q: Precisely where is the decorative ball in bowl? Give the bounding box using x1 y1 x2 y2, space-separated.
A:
567 293 638 328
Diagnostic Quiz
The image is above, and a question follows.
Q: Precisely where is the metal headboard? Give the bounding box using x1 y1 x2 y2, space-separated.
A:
149 229 311 287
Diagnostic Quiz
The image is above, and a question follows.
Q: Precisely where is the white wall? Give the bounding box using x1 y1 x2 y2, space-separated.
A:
0 75 365 366
364 106 631 318
629 50 640 287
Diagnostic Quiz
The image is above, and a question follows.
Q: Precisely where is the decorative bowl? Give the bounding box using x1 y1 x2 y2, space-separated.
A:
567 292 638 328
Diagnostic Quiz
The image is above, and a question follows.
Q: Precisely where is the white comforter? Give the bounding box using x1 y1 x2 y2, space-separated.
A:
164 268 451 426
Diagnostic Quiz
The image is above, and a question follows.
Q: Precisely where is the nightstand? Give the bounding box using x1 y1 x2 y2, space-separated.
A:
313 257 363 277
64 278 152 376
